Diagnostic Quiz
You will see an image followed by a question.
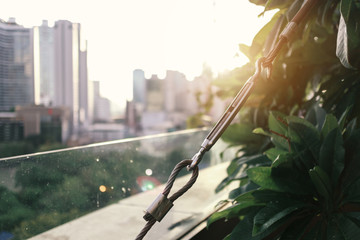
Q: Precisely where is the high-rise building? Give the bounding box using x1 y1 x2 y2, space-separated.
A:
164 70 188 112
0 18 34 111
91 81 111 123
133 69 146 105
52 20 88 137
32 19 89 142
53 20 79 135
34 20 55 106
79 46 89 129
146 74 164 112
130 70 191 135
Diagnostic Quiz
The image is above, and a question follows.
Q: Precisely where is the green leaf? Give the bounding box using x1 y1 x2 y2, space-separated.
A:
253 202 304 236
344 118 357 140
233 189 258 203
239 43 251 60
207 202 263 227
249 11 284 60
265 148 288 162
223 234 231 240
336 0 360 69
269 111 288 136
229 181 259 199
271 155 315 194
230 214 262 240
287 120 321 163
309 166 332 200
272 154 292 168
250 189 296 203
305 106 327 131
247 167 283 192
222 123 261 145
286 116 320 131
253 127 271 137
321 114 339 138
343 129 360 188
215 175 244 194
264 15 285 56
279 216 314 240
328 214 360 239
254 127 289 151
217 154 270 193
338 106 352 131
271 134 290 151
319 128 345 186
247 166 310 194
208 191 265 226
344 178 360 203
298 214 322 240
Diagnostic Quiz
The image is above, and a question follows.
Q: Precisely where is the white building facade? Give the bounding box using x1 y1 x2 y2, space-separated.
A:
34 20 55 106
0 18 34 111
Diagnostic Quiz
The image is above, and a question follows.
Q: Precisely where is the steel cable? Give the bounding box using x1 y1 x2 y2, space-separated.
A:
135 160 199 240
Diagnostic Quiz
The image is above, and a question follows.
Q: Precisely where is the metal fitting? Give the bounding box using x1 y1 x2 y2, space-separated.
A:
187 147 205 171
144 193 174 222
280 22 297 40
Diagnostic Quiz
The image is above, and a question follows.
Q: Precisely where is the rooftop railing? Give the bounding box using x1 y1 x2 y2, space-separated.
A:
0 129 234 240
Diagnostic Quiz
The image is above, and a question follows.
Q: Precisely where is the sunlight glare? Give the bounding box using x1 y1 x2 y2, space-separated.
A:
2 0 276 111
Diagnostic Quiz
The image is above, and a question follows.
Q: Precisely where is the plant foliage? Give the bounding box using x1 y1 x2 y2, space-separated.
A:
210 112 360 239
210 0 360 238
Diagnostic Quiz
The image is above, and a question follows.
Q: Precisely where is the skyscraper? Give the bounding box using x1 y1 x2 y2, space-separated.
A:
34 20 55 106
79 47 89 129
133 69 146 105
91 81 111 123
0 18 34 111
146 74 164 112
52 20 88 137
164 70 188 112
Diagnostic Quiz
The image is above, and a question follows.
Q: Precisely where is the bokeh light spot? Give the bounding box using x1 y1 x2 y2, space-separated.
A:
99 185 106 192
145 169 153 176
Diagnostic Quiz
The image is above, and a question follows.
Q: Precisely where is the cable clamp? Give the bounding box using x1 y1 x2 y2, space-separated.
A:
144 193 174 222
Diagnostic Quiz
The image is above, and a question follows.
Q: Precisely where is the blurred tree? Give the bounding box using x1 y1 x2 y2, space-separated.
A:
0 186 33 232
4 144 188 239
0 142 35 158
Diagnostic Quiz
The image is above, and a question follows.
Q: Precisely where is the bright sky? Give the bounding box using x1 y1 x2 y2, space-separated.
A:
3 0 274 113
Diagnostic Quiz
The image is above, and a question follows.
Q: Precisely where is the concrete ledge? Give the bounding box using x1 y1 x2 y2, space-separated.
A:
30 162 233 240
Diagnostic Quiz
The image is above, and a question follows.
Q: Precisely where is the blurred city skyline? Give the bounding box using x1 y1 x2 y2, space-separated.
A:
3 0 274 110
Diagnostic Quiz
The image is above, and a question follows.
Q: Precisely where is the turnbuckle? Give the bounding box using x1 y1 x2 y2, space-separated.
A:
187 58 265 171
